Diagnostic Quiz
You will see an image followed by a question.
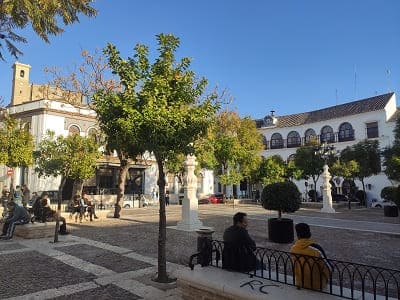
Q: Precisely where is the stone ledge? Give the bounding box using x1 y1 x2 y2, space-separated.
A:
176 267 342 300
176 267 395 300
14 222 55 239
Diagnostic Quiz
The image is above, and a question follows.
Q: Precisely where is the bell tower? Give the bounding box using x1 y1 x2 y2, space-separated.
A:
11 62 31 106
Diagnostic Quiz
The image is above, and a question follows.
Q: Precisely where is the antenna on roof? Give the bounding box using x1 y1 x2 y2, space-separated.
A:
354 65 357 100
387 69 391 92
335 89 338 105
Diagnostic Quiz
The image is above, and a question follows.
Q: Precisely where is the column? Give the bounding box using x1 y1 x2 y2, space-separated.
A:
321 164 336 213
176 154 203 231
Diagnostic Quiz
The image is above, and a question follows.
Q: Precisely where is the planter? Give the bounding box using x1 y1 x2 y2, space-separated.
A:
268 218 294 244
384 205 399 217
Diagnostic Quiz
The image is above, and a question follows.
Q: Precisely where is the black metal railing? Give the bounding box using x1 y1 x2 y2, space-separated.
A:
189 240 400 299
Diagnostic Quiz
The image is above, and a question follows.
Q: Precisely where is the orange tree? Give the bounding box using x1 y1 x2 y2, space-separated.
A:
94 33 220 282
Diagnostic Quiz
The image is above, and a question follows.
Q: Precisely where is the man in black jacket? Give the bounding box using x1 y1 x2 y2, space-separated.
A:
222 212 257 272
0 202 30 240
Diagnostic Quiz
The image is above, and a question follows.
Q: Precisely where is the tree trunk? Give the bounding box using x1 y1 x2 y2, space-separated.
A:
312 178 318 202
361 178 367 208
154 158 172 283
54 176 66 243
71 179 84 199
114 153 129 218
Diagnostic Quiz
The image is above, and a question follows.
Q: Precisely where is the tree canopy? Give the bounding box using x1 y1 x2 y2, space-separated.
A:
340 140 381 191
94 33 220 282
208 111 263 189
35 131 100 182
383 118 400 182
255 155 286 186
0 0 97 60
0 114 34 168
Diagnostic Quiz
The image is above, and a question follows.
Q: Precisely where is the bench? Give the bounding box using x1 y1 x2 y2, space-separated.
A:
14 222 55 239
176 267 343 300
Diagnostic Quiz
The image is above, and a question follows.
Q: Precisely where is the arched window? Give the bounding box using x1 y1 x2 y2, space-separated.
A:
87 128 99 143
304 128 316 144
338 122 354 142
287 131 301 148
270 133 283 149
68 125 80 136
320 125 334 143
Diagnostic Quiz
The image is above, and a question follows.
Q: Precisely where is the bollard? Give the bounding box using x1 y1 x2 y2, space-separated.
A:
196 228 214 267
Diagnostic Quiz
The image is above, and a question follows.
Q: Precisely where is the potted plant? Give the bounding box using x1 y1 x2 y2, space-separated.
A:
380 186 399 217
261 181 301 243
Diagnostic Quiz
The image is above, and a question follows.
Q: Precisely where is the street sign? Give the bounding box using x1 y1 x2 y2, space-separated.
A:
6 169 13 176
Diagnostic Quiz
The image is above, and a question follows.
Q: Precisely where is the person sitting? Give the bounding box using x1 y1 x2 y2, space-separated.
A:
222 212 258 272
39 192 52 223
70 195 83 223
0 202 30 240
290 223 332 290
82 191 98 221
1 190 10 218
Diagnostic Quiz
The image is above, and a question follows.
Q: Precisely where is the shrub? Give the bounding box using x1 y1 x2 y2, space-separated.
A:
395 186 400 208
261 181 301 218
380 186 397 202
355 190 366 201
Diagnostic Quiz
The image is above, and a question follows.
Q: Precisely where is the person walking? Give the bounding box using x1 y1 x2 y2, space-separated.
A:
290 223 332 290
21 184 31 208
13 186 23 206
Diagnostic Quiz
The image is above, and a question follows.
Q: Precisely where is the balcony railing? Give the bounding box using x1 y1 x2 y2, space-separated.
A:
189 240 400 299
265 131 355 150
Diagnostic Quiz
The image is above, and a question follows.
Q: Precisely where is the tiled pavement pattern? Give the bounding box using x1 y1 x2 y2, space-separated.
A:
0 235 183 300
0 204 399 299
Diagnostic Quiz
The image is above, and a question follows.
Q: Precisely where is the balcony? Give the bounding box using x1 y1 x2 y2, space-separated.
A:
265 130 355 150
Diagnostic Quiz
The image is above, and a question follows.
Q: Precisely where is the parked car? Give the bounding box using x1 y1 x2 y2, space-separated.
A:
198 197 210 205
371 199 395 208
208 193 225 204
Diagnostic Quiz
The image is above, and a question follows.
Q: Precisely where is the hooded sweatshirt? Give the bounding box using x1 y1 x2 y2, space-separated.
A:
290 238 332 290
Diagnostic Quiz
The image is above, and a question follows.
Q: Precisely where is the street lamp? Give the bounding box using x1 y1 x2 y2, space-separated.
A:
315 141 336 213
315 141 336 163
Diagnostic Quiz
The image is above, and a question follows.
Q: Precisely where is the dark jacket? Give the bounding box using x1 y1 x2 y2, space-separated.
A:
7 205 30 223
222 225 257 272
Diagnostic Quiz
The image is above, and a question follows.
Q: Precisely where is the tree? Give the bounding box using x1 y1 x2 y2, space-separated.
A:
261 181 301 219
340 140 381 205
94 34 220 282
383 118 400 182
294 143 324 202
256 155 286 186
44 49 120 105
0 0 97 60
35 131 100 242
210 111 263 195
0 114 34 194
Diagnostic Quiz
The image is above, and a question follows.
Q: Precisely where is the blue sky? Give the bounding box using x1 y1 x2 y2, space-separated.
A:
1 0 399 119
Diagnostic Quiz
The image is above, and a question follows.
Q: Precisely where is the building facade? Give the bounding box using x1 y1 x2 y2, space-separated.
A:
1 62 214 201
255 92 398 202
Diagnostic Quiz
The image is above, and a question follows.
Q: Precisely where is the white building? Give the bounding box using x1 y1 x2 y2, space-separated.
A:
255 92 397 202
0 62 214 202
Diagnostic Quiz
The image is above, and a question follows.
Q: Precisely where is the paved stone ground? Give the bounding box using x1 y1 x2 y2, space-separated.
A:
0 203 399 299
